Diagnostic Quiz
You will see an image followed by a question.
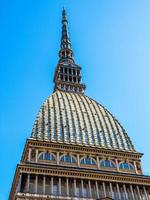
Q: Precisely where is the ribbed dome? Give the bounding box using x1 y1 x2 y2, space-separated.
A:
31 91 135 152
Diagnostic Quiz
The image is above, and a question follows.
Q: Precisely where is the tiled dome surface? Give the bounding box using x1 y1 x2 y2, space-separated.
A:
31 91 135 152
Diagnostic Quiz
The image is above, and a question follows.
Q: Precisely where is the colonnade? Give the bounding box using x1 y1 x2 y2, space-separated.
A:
60 66 80 76
17 173 149 200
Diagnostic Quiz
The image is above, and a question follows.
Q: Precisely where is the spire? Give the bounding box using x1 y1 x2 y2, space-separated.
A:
59 8 74 63
53 9 86 94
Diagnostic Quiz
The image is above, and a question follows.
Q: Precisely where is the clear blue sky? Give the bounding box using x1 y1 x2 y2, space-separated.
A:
1 1 150 199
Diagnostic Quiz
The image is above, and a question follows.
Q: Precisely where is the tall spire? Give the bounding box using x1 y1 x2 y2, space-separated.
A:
59 8 74 63
53 9 86 94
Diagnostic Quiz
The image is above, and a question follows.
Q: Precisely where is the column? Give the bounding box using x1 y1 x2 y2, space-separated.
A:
130 185 135 199
35 149 38 163
134 161 138 174
43 176 46 194
28 148 31 162
51 177 54 195
88 180 92 198
17 173 22 192
34 175 38 193
76 77 78 84
76 70 77 76
77 154 80 167
74 179 77 196
110 183 114 199
115 159 119 172
116 183 121 199
102 182 106 197
58 74 60 81
143 186 149 200
59 177 61 196
49 178 51 195
136 185 142 200
66 178 69 196
57 152 59 165
81 179 84 197
97 156 100 169
96 181 100 199
123 184 128 200
26 174 30 193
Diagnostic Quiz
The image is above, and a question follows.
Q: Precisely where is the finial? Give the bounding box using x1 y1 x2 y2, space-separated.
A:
62 6 66 16
62 7 67 23
59 7 74 62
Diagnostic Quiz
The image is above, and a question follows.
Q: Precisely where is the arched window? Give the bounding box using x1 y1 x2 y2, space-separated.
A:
80 157 96 165
100 160 116 168
119 162 134 170
39 152 55 161
60 155 76 163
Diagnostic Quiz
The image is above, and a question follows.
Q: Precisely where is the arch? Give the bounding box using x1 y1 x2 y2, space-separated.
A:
80 156 96 165
100 159 116 168
60 154 77 163
119 161 134 170
38 152 56 161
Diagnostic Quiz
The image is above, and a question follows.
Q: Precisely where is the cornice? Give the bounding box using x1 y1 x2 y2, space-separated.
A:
18 163 150 186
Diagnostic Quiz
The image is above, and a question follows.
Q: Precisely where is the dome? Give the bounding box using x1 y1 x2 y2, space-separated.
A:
31 91 135 152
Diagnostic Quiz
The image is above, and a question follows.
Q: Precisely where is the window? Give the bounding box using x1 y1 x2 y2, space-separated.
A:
60 155 76 163
61 75 63 81
80 157 96 165
39 152 55 161
69 68 72 74
53 178 59 195
100 160 116 168
29 175 35 193
65 68 67 74
73 77 76 83
62 51 65 58
69 76 72 82
119 162 134 170
65 76 68 81
60 67 63 73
